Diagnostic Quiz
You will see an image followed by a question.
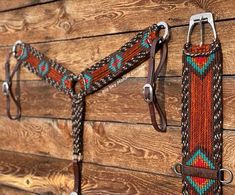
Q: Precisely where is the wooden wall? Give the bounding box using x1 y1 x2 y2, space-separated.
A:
0 0 235 194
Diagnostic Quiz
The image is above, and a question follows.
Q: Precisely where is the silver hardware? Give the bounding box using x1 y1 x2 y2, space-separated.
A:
12 40 23 57
219 168 233 184
157 21 170 41
143 83 153 103
70 192 78 195
2 82 9 96
187 12 217 45
172 163 182 176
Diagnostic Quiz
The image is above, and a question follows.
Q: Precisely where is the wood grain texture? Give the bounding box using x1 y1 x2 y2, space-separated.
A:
0 185 35 195
0 150 183 194
0 117 72 158
0 0 234 45
0 0 56 12
1 77 234 128
0 150 73 194
1 117 235 185
0 1 234 194
1 150 235 194
0 20 234 81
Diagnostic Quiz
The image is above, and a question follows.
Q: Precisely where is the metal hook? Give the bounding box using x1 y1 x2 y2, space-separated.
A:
186 12 217 45
157 21 170 42
12 40 23 57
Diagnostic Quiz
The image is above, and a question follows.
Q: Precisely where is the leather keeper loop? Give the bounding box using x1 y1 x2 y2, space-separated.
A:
182 165 219 180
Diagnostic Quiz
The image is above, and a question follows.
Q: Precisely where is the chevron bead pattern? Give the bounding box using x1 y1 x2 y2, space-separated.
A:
186 53 215 76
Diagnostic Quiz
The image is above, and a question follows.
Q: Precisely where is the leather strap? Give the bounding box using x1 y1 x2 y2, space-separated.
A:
144 38 167 132
182 165 219 180
2 52 21 120
73 160 82 194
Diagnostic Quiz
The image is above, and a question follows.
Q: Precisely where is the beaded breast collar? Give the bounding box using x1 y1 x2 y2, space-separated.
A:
2 22 169 195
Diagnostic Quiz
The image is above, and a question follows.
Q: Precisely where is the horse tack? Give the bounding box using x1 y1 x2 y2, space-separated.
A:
173 13 233 194
2 22 170 195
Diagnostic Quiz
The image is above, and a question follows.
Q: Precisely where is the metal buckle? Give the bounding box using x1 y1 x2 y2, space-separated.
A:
157 21 170 42
187 12 217 46
2 82 9 96
143 84 153 103
219 168 233 184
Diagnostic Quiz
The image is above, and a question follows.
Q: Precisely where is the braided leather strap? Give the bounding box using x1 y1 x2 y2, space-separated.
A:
71 93 85 194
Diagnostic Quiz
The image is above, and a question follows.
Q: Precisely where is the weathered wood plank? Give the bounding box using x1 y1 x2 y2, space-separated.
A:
0 150 72 194
0 0 57 12
0 20 234 81
1 150 235 194
1 117 235 185
0 185 35 195
0 0 234 45
0 150 183 194
0 77 234 128
0 117 72 158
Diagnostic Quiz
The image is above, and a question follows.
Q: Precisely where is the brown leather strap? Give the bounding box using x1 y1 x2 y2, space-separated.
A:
182 165 219 180
144 38 167 132
2 52 21 120
73 160 82 194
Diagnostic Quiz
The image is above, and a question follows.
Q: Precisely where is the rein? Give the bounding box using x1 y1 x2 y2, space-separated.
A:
2 22 170 195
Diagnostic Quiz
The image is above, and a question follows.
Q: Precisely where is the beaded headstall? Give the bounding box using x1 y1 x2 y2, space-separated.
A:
2 22 170 195
173 13 233 194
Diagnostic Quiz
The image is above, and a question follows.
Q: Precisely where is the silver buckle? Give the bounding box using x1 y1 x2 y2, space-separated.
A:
2 82 9 96
143 84 153 103
187 12 217 46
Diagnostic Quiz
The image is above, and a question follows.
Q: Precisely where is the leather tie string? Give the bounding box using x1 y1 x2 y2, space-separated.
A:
2 52 21 120
143 38 167 132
